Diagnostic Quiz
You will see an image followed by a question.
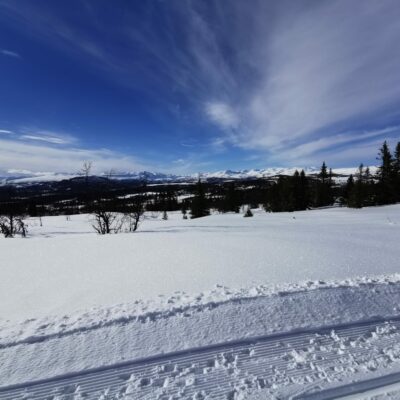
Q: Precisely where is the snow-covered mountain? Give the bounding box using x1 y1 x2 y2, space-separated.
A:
0 166 378 185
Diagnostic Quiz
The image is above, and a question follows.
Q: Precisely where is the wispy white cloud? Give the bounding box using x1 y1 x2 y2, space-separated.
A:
20 135 68 144
239 1 400 153
287 136 400 168
205 102 239 130
0 0 399 168
0 49 21 59
19 129 77 145
269 126 400 166
195 1 400 165
0 137 148 175
0 129 13 134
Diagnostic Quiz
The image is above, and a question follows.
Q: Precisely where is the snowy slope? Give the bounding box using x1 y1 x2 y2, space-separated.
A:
2 279 400 398
0 205 399 321
1 205 400 398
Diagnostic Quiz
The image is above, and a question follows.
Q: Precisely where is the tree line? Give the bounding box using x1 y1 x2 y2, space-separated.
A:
344 141 400 208
0 140 399 237
183 141 400 216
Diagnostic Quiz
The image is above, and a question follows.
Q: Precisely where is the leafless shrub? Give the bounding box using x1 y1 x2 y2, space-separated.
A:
0 214 27 238
92 210 123 234
80 161 93 184
123 196 145 232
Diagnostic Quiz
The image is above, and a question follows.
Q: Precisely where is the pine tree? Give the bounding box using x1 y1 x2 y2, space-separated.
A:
264 171 310 213
376 141 395 204
394 142 400 174
344 174 355 202
221 182 240 213
292 170 309 211
377 141 393 180
363 167 375 205
320 162 328 183
394 142 400 202
328 168 333 186
190 179 210 219
314 162 334 207
348 164 365 208
292 170 301 210
298 170 309 210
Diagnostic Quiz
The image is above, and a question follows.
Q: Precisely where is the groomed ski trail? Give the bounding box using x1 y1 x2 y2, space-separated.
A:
2 318 400 400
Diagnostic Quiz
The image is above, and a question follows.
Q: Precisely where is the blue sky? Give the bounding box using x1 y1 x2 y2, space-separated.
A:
0 0 400 175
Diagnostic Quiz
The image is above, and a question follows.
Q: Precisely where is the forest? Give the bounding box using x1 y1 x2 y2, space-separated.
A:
0 141 399 236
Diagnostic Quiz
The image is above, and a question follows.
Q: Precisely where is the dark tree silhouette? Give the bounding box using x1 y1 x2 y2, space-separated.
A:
314 162 334 207
376 141 395 204
190 179 210 218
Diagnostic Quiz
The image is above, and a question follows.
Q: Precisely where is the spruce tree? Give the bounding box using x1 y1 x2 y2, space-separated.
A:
376 141 395 204
314 162 334 207
292 170 309 211
344 174 355 203
190 179 210 219
320 162 328 183
394 142 400 202
348 164 365 208
394 142 400 174
299 169 309 209
221 182 240 213
292 170 301 210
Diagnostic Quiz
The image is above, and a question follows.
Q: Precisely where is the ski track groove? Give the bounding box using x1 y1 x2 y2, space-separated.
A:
2 319 400 399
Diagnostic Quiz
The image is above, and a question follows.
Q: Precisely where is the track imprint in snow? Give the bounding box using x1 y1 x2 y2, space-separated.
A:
2 319 400 399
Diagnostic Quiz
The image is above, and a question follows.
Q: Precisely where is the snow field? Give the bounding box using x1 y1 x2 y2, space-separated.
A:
0 205 399 321
1 205 400 398
3 281 400 398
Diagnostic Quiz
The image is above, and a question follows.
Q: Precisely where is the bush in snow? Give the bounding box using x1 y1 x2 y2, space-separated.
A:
123 195 145 232
92 210 122 234
243 208 253 218
0 214 27 238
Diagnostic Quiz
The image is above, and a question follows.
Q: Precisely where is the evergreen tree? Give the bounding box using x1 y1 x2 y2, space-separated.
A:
314 162 334 207
298 169 309 209
348 164 365 208
292 170 301 210
220 182 240 213
264 171 310 213
344 174 355 202
394 142 400 174
328 168 333 186
376 141 395 204
292 170 310 210
394 142 400 201
320 162 328 183
190 179 210 219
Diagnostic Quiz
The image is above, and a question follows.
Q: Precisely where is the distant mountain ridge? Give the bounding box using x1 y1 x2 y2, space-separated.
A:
0 166 378 185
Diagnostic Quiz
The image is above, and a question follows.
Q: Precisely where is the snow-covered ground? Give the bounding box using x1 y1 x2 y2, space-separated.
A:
1 205 400 398
0 205 399 321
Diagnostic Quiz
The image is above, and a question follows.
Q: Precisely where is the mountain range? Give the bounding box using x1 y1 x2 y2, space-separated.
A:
0 166 377 185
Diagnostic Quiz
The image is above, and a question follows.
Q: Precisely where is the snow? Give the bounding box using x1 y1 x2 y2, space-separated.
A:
0 165 378 184
2 278 400 397
0 205 399 322
1 204 400 398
